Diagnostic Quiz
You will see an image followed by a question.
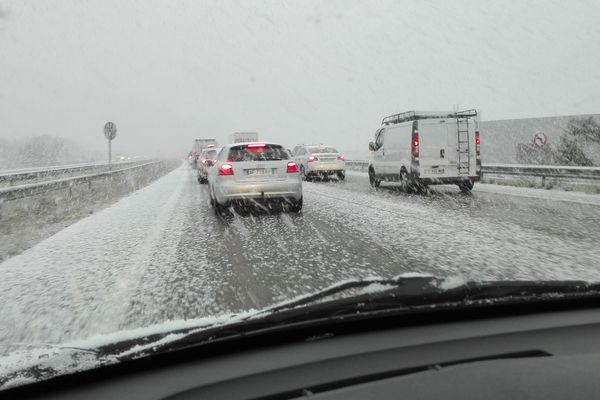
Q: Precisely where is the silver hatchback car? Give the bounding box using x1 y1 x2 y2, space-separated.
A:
207 142 303 214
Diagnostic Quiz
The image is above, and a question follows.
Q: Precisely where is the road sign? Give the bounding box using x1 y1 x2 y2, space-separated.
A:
104 121 117 168
104 122 117 141
533 132 548 148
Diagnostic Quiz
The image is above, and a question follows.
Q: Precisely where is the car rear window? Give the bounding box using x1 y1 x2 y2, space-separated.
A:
228 144 289 162
308 147 338 153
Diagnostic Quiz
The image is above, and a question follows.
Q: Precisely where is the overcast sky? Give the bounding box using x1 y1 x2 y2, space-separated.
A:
1 0 599 159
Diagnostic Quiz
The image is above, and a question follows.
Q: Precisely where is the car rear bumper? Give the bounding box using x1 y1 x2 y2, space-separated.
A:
413 175 480 185
412 164 480 184
214 180 302 204
306 161 345 173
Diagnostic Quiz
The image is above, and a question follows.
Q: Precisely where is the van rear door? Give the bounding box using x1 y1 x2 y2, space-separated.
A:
418 119 458 178
418 118 477 179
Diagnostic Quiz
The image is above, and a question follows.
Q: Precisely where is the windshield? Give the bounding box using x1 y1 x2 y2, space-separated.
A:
1 0 600 390
202 150 218 160
309 147 339 153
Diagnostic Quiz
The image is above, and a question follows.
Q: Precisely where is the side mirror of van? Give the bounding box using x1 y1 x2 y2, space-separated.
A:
368 142 375 151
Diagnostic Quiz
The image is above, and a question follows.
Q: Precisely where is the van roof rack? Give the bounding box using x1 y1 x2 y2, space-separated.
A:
381 109 478 125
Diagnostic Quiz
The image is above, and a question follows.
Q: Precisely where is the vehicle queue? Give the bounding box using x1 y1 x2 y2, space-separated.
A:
189 109 481 215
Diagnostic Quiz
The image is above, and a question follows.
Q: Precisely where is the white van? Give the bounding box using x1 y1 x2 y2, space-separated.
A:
368 110 481 192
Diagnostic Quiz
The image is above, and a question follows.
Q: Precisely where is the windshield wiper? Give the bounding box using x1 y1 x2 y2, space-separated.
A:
5 277 600 390
101 277 600 359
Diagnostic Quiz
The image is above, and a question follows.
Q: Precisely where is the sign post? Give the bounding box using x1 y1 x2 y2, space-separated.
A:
104 122 117 169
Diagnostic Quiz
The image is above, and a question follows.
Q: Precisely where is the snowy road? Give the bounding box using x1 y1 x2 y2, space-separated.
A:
1 165 600 353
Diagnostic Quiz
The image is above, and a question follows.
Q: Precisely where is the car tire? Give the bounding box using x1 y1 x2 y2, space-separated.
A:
400 170 413 193
337 171 345 181
301 165 311 182
208 185 216 206
288 197 303 213
458 180 474 192
214 201 230 217
369 168 380 188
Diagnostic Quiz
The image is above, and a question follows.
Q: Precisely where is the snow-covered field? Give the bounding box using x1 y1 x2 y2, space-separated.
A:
1 166 600 355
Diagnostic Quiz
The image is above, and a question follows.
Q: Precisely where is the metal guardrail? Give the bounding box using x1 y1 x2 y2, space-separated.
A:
0 159 150 187
344 161 600 184
482 164 600 180
0 160 162 201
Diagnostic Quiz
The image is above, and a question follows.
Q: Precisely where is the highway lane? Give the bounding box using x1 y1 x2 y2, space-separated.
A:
1 165 600 353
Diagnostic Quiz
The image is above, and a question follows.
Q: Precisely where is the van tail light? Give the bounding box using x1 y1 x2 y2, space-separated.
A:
308 154 318 162
412 130 419 158
218 163 234 176
475 130 481 157
287 161 299 173
337 154 345 161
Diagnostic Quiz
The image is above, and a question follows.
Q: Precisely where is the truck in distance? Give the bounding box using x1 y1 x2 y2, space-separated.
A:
229 132 259 144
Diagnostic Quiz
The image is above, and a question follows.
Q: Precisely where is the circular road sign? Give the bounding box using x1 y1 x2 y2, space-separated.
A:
533 132 548 148
104 122 117 140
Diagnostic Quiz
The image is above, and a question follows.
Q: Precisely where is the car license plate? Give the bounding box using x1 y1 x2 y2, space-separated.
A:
428 167 445 175
245 168 273 176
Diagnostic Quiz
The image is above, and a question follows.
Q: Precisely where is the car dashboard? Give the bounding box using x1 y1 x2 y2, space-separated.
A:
7 306 600 400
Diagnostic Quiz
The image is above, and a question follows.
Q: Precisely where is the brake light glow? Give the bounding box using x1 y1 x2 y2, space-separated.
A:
308 154 318 162
412 131 419 158
287 161 299 173
218 163 233 176
337 154 345 161
246 143 267 149
475 130 481 157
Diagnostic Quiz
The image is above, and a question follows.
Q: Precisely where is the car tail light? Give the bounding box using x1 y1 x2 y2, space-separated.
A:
308 154 318 162
246 143 266 149
287 161 299 173
218 163 234 176
201 159 208 165
337 154 345 161
475 130 481 157
207 144 215 148
412 130 419 158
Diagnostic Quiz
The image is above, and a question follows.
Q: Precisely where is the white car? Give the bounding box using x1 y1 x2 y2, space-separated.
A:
207 142 303 214
368 110 482 192
292 144 346 181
